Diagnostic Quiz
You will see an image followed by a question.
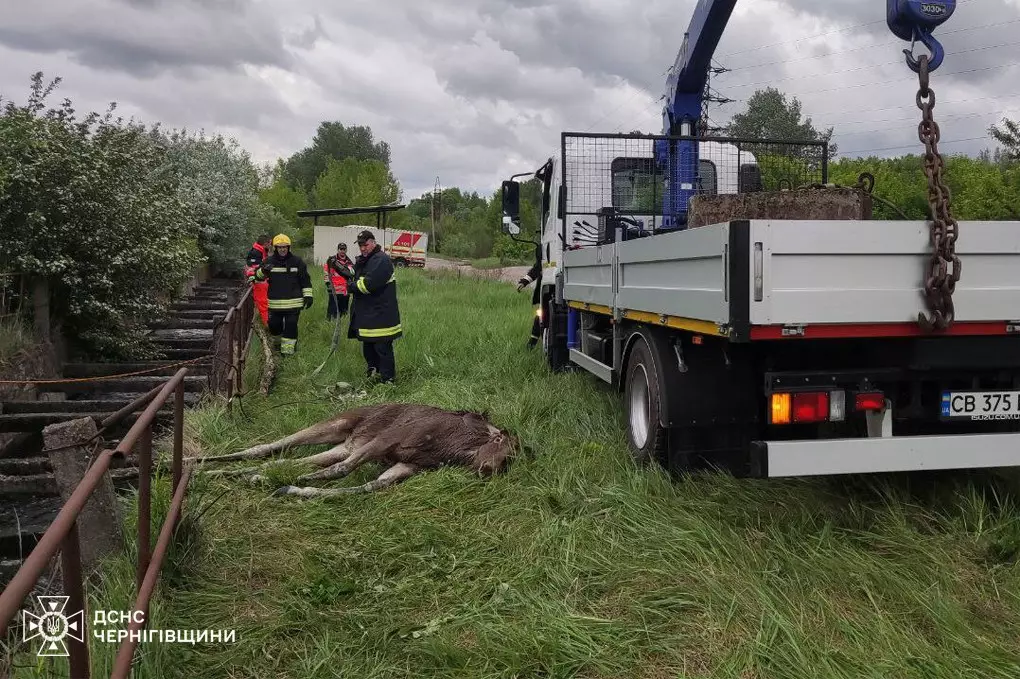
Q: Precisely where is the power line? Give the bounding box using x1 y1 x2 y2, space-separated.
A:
842 135 990 156
722 17 1020 73
721 39 1020 90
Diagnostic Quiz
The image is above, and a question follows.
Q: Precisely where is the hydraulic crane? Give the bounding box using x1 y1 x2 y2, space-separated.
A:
657 0 957 229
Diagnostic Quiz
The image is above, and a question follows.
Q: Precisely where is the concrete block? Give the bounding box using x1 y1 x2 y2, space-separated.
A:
43 417 124 575
688 187 872 228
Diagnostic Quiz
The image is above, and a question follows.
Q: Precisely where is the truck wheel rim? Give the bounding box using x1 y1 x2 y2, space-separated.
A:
630 365 650 448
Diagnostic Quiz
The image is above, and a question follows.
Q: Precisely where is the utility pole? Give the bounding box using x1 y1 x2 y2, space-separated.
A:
431 176 441 254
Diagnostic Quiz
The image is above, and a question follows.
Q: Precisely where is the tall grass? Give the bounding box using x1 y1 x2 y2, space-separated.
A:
17 268 1020 678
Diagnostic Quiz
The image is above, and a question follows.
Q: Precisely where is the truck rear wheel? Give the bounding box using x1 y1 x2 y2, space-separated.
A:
624 336 668 466
542 298 569 372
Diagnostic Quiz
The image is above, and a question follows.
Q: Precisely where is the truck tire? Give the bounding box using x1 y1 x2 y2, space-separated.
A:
543 299 570 372
624 336 668 466
394 258 408 268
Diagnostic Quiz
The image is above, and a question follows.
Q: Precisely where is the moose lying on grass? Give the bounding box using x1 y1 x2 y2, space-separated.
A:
187 403 517 498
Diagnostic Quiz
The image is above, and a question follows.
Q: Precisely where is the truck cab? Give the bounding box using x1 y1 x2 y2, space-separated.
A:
504 138 761 358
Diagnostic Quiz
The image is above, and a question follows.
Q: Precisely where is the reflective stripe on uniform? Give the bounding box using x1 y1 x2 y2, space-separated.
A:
280 338 296 355
359 324 401 338
302 288 313 297
270 267 289 273
268 298 304 310
357 277 369 294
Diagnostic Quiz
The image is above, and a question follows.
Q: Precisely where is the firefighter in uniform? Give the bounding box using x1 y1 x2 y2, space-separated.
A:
324 242 353 321
249 234 313 355
244 233 272 325
346 230 401 383
516 241 543 348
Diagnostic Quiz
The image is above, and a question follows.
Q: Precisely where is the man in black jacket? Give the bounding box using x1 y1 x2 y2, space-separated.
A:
250 233 313 355
346 230 401 382
516 241 543 348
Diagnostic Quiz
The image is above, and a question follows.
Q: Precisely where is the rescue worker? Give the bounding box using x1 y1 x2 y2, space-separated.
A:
245 233 272 325
516 241 544 348
324 242 354 321
249 233 313 355
346 230 401 383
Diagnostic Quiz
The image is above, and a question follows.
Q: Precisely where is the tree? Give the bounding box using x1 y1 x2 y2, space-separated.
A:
726 87 837 156
0 73 198 358
989 117 1020 160
311 158 402 226
161 131 264 275
283 122 391 192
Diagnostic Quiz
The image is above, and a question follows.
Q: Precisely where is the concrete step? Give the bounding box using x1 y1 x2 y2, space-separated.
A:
0 467 139 497
32 375 208 397
155 349 211 360
0 411 173 434
62 361 210 378
150 329 214 341
0 453 138 476
149 317 218 330
173 310 228 320
152 337 212 349
170 301 232 311
1 395 200 414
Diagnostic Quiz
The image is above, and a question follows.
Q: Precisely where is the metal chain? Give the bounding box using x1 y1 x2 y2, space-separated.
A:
915 54 960 332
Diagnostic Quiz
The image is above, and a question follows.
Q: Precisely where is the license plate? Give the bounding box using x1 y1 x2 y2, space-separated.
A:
941 391 1020 421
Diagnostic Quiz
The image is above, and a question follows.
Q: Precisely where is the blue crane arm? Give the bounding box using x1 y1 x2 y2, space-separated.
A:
662 0 738 136
654 0 956 230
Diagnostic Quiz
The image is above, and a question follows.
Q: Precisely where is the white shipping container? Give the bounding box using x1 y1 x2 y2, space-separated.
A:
313 225 428 268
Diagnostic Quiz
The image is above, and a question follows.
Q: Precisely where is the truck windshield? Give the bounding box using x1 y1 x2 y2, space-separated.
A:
611 158 718 213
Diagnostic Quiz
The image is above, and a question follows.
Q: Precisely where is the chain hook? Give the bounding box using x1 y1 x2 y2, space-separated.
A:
904 28 945 72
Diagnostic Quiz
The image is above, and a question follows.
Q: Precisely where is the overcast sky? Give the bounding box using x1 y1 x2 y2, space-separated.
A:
1 0 1017 199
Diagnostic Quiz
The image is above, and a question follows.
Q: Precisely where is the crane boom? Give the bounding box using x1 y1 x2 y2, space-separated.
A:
657 0 956 230
661 0 737 136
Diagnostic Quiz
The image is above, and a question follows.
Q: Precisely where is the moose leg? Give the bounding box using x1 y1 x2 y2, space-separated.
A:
300 441 354 468
185 419 354 465
295 438 391 483
275 462 420 499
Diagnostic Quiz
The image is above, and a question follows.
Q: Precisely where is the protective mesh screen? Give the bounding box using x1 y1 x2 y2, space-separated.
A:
562 132 828 239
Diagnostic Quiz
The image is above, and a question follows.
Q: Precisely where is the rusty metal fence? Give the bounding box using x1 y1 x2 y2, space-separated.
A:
0 368 192 678
209 284 254 404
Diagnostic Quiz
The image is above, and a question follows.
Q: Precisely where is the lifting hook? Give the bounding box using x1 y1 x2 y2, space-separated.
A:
886 0 956 73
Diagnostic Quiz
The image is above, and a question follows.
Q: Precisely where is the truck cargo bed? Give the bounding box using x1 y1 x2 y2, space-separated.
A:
561 219 1020 340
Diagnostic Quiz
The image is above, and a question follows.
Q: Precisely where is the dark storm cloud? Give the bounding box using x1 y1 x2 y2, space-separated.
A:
0 0 292 77
0 0 1013 196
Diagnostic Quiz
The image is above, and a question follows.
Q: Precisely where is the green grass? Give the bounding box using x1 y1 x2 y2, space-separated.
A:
427 252 530 269
15 268 1020 678
0 317 31 366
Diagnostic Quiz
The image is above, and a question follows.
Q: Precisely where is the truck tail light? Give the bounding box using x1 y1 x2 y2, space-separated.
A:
771 393 791 424
829 389 846 422
770 390 844 424
855 392 885 411
793 392 829 423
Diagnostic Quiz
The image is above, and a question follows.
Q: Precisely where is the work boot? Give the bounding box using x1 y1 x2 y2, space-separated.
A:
281 338 297 356
270 336 282 354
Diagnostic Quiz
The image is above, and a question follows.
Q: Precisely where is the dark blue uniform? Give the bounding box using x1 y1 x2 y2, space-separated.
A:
348 239 401 382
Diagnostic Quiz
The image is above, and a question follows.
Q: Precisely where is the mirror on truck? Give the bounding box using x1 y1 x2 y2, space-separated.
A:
501 180 521 235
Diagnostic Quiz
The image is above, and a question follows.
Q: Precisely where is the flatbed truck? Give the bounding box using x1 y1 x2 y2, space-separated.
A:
501 132 1020 478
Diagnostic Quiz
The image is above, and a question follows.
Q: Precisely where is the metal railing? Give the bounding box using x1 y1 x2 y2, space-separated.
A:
0 368 192 679
209 284 254 404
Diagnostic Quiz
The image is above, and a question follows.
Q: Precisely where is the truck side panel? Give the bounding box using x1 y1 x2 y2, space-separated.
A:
561 244 615 308
617 223 730 325
750 219 1020 326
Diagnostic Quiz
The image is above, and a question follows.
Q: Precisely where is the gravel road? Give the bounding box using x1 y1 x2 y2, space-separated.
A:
424 257 529 285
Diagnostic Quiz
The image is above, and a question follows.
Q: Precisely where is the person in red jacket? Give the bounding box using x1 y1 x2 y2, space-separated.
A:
324 242 354 321
245 234 272 325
